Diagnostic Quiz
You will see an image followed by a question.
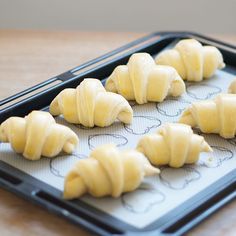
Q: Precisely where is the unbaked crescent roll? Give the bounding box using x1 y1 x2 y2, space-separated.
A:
137 123 212 168
64 144 160 199
105 53 185 104
179 94 236 138
155 39 225 81
228 78 236 94
0 111 79 160
50 79 133 127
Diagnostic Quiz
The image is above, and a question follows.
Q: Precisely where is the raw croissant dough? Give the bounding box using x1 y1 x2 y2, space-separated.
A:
64 144 159 199
137 123 212 168
228 78 236 94
50 79 133 127
105 53 185 104
179 94 236 138
0 111 79 160
155 39 225 81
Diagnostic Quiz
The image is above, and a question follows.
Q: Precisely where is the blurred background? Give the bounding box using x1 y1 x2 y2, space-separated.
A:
0 0 235 33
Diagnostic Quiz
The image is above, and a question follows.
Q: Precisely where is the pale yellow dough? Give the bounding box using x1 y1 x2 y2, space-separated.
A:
155 39 225 81
137 123 212 168
0 111 79 160
50 79 133 127
105 53 185 104
228 78 236 94
64 144 159 199
179 94 236 138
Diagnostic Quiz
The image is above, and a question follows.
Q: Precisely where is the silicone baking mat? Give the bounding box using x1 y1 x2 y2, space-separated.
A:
0 67 235 229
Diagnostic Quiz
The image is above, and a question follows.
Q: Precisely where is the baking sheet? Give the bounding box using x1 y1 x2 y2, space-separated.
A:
0 68 236 229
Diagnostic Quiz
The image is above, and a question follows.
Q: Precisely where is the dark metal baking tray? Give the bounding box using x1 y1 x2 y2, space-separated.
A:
0 32 235 236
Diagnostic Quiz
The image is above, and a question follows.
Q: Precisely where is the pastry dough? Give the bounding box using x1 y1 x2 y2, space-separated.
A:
64 144 159 199
179 94 236 138
105 53 185 104
0 111 79 160
228 78 236 94
155 39 225 81
137 123 212 168
50 79 133 127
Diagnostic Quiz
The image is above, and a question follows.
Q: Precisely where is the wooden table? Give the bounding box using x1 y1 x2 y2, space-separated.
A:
0 30 235 236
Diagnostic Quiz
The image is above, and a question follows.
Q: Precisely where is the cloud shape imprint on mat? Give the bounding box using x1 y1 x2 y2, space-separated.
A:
160 166 201 190
186 83 221 100
124 116 161 135
50 153 87 178
88 134 128 150
121 186 165 213
156 98 191 117
199 146 233 168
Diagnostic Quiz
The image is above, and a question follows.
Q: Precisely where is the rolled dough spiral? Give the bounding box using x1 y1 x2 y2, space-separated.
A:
64 144 159 199
137 123 212 168
50 79 133 127
179 94 236 138
155 39 225 81
0 111 79 160
105 53 185 104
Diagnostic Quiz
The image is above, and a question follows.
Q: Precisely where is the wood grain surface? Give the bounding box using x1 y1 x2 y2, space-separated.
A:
0 30 235 236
